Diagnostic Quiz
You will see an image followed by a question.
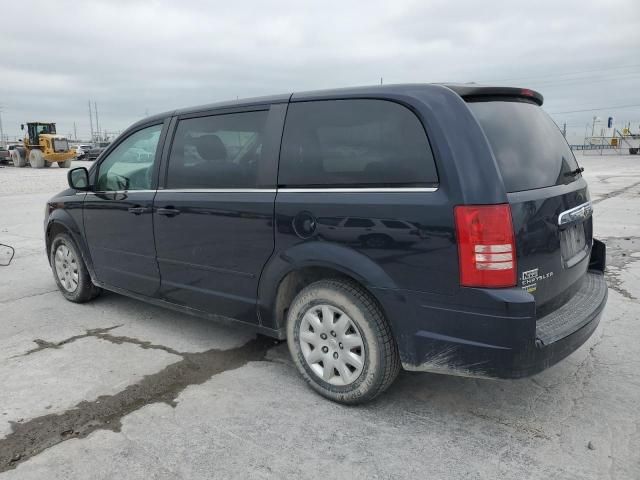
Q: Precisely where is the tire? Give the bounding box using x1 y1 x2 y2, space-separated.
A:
58 159 72 168
43 161 51 168
11 149 26 167
50 233 100 303
286 279 400 404
29 149 45 168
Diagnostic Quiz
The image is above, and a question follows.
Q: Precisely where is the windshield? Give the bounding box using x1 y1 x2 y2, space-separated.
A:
36 124 56 135
468 100 580 192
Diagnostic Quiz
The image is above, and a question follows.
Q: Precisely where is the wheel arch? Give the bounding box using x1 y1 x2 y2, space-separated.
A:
258 242 398 337
45 212 96 281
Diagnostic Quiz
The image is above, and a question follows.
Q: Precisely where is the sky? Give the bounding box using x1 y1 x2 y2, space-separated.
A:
1 0 639 144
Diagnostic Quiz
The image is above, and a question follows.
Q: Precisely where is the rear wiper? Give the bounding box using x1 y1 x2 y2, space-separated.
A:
565 166 585 177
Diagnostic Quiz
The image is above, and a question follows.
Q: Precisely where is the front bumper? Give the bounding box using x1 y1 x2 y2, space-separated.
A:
43 152 75 162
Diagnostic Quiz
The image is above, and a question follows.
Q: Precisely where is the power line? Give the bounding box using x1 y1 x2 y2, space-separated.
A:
478 63 640 83
529 72 640 87
549 104 640 114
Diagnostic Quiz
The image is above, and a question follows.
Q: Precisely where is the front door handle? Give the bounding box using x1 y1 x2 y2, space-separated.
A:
157 207 181 217
128 206 148 215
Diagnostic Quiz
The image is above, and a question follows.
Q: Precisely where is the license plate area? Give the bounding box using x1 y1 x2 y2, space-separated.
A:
560 222 587 267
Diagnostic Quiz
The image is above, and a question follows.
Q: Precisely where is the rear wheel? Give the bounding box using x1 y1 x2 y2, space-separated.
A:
29 149 45 168
59 159 72 168
50 233 100 303
286 279 400 404
11 149 26 167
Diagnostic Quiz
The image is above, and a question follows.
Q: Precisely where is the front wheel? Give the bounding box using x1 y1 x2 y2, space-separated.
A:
50 233 100 303
286 279 400 404
29 149 45 168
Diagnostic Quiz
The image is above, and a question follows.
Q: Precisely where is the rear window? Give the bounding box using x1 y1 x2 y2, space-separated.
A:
468 100 580 192
279 99 438 188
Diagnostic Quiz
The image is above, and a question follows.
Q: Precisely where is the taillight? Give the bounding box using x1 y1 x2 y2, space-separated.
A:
454 204 516 288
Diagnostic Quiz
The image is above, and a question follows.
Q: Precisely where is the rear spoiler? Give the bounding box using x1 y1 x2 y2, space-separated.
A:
441 84 544 106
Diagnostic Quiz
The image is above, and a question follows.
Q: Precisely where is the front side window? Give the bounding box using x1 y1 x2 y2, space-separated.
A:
279 99 438 188
96 124 163 191
36 124 55 135
166 110 269 189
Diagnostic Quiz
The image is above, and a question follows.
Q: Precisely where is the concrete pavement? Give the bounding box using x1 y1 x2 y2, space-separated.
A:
0 154 638 479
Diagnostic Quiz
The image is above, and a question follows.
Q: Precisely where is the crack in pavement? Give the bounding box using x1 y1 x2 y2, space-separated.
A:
600 236 640 301
467 410 550 440
16 326 184 358
0 289 59 305
0 333 279 472
15 326 122 357
592 180 640 205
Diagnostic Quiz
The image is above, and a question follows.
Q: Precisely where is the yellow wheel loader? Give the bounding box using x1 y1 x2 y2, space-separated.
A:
11 122 75 168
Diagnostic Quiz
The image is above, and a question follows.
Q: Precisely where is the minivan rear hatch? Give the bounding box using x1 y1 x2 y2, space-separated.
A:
466 95 592 315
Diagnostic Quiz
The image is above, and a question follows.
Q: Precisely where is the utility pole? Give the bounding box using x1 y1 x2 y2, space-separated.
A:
584 123 589 147
591 116 599 137
94 102 100 142
562 122 567 138
0 106 4 147
73 122 77 141
380 77 383 85
88 100 94 144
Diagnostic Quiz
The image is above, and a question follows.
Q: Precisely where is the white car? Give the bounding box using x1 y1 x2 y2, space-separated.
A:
71 144 92 160
316 217 422 248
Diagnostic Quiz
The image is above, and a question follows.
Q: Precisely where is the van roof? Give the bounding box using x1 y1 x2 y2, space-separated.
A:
134 83 543 128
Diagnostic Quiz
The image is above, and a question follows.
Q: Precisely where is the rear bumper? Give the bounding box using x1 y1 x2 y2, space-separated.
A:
376 270 607 379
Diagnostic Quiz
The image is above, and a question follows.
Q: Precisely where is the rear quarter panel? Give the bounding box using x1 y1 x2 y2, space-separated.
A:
262 85 515 332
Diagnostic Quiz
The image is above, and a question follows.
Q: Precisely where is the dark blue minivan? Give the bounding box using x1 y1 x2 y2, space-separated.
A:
46 84 607 403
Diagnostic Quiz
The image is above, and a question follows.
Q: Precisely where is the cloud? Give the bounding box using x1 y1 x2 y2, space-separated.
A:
0 0 638 141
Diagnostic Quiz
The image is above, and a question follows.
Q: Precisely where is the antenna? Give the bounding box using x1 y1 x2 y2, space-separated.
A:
88 101 94 143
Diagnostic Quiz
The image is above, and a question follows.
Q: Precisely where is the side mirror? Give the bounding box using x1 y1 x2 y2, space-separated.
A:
20 124 24 131
0 244 14 266
68 167 90 190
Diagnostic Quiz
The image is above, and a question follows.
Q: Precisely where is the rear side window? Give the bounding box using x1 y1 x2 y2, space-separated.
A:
167 110 268 189
279 99 437 187
468 100 580 192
